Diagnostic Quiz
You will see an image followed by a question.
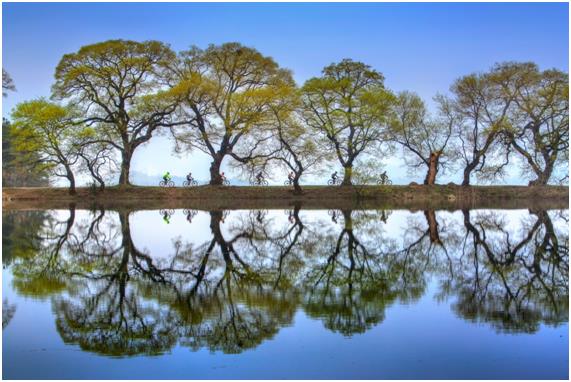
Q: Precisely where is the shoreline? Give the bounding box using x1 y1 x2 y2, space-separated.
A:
2 185 568 211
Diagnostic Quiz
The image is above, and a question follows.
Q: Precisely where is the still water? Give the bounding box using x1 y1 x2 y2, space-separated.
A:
2 207 569 379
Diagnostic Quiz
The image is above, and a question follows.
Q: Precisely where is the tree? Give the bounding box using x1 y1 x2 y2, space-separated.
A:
52 39 184 186
301 59 394 185
169 43 295 185
249 87 331 192
450 66 516 186
389 92 456 185
496 63 569 185
78 140 119 190
2 69 16 97
2 118 50 187
10 99 89 194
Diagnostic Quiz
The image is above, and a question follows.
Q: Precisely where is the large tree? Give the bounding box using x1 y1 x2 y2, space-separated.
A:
243 86 331 192
450 66 517 186
10 99 89 194
169 43 295 185
496 63 569 185
51 39 184 186
301 59 394 185
389 92 456 185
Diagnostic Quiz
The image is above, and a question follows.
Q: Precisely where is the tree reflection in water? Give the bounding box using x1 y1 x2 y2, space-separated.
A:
2 207 568 356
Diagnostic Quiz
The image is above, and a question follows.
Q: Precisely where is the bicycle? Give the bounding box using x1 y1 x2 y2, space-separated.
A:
159 179 175 187
327 177 341 186
252 178 269 186
284 178 294 186
183 178 199 187
377 173 392 186
218 174 230 186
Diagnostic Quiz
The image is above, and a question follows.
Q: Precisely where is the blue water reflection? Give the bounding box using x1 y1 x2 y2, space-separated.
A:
2 208 568 379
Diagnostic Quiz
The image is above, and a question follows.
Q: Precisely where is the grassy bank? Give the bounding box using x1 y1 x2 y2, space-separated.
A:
2 185 568 211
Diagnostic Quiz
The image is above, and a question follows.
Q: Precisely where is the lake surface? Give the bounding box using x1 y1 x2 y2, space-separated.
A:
2 207 569 379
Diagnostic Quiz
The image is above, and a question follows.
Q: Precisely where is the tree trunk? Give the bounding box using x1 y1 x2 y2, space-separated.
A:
209 156 223 185
424 152 441 185
118 149 132 187
65 165 76 195
293 172 302 194
461 161 478 186
424 210 441 244
342 166 353 186
529 162 554 186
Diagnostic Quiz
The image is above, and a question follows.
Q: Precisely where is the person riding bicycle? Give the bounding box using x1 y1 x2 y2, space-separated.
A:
186 171 193 182
331 171 338 183
163 171 171 183
288 171 295 182
380 170 388 182
256 171 264 184
220 172 226 182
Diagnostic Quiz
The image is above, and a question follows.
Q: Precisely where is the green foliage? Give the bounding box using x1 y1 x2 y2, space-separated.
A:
10 99 88 189
301 59 395 183
2 118 51 186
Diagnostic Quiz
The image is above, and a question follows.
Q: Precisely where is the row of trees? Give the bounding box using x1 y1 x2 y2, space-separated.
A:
4 40 569 193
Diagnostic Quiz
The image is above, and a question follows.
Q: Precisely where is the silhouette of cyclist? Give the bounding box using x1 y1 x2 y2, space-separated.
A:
331 171 338 182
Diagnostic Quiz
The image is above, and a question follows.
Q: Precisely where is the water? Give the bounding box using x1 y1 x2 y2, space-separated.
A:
2 207 568 379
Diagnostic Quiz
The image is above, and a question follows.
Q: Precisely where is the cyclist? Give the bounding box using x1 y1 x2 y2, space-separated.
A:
380 170 388 184
331 171 338 184
163 171 172 183
288 171 295 183
186 171 193 182
256 171 264 184
220 172 226 183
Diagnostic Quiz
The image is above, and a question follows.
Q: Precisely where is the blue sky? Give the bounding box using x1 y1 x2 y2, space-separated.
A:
2 2 569 184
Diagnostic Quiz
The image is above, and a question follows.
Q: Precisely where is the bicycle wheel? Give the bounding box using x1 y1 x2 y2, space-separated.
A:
182 180 190 187
261 180 269 186
223 179 230 186
191 180 198 186
327 179 335 186
387 179 392 185
168 181 175 187
159 180 167 187
284 180 291 186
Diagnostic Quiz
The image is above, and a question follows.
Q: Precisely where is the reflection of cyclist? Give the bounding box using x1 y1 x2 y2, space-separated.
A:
186 212 193 223
288 211 295 224
163 171 171 183
162 211 171 224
